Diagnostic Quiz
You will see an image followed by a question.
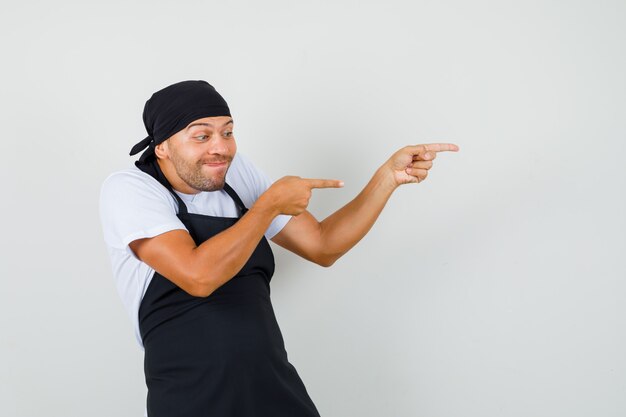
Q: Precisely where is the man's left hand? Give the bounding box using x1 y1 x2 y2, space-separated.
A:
383 143 460 187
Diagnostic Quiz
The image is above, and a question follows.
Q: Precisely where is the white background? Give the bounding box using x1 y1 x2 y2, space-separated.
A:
1 0 624 416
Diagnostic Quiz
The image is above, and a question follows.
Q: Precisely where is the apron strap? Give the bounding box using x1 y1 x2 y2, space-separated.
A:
222 183 248 216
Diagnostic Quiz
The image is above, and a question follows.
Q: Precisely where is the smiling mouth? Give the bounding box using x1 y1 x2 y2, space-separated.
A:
202 160 229 166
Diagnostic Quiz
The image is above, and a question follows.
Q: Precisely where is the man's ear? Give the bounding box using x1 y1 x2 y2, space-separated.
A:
154 141 168 160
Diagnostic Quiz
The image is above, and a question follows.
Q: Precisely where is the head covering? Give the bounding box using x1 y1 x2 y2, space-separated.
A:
130 80 231 166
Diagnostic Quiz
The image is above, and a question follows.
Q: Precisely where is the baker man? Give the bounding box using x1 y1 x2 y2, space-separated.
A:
99 80 459 417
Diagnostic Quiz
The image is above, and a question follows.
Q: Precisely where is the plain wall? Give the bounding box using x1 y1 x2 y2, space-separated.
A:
1 0 624 416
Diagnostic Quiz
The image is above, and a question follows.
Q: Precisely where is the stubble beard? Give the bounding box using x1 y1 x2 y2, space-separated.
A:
169 147 232 192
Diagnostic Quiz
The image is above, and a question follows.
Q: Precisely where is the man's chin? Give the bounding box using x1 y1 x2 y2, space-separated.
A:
201 175 226 192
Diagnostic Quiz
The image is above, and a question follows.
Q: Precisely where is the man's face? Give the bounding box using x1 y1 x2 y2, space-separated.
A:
161 115 237 192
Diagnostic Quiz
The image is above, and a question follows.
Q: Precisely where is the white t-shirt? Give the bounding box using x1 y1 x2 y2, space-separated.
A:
99 151 291 351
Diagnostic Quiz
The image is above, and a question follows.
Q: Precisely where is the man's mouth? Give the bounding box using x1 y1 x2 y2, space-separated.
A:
202 159 230 167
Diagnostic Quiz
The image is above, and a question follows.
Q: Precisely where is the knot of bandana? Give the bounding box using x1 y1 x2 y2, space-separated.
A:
129 80 231 166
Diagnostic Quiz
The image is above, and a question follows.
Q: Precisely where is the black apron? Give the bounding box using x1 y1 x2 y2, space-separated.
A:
136 160 321 417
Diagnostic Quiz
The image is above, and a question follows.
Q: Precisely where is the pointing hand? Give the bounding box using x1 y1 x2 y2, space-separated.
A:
261 176 344 216
385 143 460 187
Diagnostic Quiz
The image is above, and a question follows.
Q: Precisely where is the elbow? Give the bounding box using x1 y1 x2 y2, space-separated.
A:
189 286 214 298
189 281 215 298
188 272 217 298
183 250 220 297
316 253 339 268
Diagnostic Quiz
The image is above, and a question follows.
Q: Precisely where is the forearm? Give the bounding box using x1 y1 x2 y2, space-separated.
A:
191 200 277 295
319 164 397 263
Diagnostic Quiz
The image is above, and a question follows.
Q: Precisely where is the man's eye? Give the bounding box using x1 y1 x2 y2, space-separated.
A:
194 135 208 140
224 131 233 137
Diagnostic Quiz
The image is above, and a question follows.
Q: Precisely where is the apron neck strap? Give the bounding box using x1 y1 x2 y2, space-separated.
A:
222 183 248 215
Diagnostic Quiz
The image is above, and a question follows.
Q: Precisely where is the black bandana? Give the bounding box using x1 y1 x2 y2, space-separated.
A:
129 80 231 166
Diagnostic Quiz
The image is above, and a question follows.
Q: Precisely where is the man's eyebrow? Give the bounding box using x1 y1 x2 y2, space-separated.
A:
186 119 234 130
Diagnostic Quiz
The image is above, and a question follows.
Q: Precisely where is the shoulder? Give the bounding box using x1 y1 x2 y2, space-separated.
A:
99 166 183 249
99 166 179 225
101 166 162 191
100 166 175 204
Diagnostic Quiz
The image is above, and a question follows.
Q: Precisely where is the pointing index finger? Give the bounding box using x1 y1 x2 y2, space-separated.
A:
409 143 460 154
303 178 345 189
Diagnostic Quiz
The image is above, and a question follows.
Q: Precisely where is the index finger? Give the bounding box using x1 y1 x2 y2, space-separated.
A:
408 143 460 154
302 178 345 189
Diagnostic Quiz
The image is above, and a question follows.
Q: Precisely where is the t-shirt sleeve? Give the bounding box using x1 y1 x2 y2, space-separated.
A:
99 171 188 258
234 152 292 240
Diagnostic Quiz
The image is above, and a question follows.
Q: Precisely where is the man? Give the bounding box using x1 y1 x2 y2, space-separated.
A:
99 80 459 417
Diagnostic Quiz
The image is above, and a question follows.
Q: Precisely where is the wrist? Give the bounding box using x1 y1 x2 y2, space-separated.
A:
377 161 400 192
251 194 280 219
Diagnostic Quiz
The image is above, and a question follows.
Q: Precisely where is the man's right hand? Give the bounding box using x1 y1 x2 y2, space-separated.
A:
256 176 344 217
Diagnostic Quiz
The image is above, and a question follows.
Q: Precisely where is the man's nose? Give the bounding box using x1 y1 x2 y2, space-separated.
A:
207 134 229 154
